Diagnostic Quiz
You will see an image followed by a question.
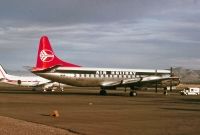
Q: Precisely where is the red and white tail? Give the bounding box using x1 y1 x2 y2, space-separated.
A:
35 36 80 70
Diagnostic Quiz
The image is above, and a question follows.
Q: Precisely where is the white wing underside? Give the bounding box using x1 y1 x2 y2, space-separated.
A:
101 76 177 88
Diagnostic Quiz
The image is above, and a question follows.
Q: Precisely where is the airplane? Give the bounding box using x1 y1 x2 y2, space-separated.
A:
31 36 180 96
0 64 65 92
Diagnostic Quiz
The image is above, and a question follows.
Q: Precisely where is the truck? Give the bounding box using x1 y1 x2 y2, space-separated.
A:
180 87 200 95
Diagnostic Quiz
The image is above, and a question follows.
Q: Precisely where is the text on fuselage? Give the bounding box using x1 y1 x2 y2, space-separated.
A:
96 71 136 76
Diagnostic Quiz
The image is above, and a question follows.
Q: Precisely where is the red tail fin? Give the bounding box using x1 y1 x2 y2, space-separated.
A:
36 36 80 69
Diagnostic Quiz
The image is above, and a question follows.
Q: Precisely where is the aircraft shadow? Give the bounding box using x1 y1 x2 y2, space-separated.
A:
180 98 200 103
161 107 200 112
0 89 127 97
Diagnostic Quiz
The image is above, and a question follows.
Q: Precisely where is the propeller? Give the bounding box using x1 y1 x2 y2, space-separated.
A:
155 69 158 93
170 67 173 92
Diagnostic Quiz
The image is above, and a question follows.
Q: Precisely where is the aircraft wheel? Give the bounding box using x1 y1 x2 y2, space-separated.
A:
163 91 168 95
130 91 137 97
61 87 64 92
133 92 137 96
100 89 107 96
43 89 47 92
129 91 133 96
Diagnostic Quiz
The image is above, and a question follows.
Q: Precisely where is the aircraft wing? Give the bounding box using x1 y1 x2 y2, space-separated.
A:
101 76 179 88
139 76 179 83
101 78 142 88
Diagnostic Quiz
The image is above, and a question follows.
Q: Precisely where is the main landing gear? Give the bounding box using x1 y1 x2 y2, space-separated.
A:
129 90 137 97
100 89 107 96
163 87 168 96
99 87 138 97
129 86 137 97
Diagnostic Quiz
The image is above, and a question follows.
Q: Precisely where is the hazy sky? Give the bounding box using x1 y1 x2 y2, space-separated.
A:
0 0 200 70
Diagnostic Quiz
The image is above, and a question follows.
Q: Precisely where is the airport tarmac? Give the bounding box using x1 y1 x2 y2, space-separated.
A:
0 87 200 135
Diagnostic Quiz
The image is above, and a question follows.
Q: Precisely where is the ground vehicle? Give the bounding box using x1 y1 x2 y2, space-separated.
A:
180 87 200 95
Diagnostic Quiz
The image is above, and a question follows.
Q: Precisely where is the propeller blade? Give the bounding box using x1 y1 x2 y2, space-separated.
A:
155 81 158 93
170 67 173 91
155 69 158 93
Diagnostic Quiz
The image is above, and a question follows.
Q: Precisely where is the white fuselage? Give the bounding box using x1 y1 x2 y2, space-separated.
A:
1 74 50 87
34 67 171 87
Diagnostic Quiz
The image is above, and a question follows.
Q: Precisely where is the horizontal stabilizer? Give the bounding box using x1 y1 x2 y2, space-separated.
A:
32 65 61 73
